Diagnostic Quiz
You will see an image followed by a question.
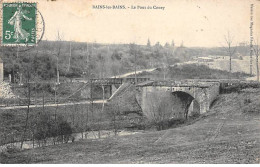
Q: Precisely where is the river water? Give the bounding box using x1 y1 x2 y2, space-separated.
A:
0 130 143 151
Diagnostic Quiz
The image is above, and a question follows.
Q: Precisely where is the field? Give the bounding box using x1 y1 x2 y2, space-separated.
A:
185 56 260 81
130 63 250 81
1 88 260 163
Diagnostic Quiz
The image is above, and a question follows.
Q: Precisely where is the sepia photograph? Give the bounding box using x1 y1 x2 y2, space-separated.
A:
0 0 259 164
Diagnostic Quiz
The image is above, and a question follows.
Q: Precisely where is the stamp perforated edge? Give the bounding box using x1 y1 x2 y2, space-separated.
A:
0 1 43 47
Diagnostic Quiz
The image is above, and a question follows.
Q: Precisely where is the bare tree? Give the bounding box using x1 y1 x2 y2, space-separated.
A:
253 38 260 82
145 92 176 130
130 43 138 84
54 31 63 83
223 31 237 80
97 54 106 139
20 58 32 149
107 101 121 136
67 41 72 73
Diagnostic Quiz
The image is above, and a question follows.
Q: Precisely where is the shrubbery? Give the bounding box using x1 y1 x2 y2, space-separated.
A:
32 112 73 145
220 82 260 94
242 100 260 114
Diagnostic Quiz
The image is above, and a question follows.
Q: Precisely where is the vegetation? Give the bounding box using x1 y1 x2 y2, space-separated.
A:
1 41 179 82
133 64 250 80
1 89 260 164
0 39 259 164
0 40 252 82
32 112 73 146
0 102 143 146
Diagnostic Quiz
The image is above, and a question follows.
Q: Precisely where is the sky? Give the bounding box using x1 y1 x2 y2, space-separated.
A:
4 0 260 47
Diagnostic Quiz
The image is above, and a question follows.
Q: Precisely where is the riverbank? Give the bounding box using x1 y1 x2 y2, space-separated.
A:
1 89 260 163
0 129 144 151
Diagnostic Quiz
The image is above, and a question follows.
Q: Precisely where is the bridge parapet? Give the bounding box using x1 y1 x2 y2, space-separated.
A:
91 77 150 85
137 80 219 88
136 80 220 116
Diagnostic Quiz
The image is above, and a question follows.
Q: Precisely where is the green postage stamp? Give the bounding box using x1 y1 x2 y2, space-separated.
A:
2 3 37 46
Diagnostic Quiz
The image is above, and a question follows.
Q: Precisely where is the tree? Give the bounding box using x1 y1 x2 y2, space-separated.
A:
164 42 170 48
58 120 72 143
223 31 237 80
171 40 175 48
54 31 63 83
18 50 44 148
180 41 184 47
20 56 33 149
129 43 138 84
143 91 182 130
107 102 122 136
253 38 260 82
147 38 151 47
33 113 72 146
154 41 162 48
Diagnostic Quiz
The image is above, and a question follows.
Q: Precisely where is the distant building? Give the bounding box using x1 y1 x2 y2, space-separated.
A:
239 42 247 46
0 58 3 82
197 57 214 62
208 55 225 59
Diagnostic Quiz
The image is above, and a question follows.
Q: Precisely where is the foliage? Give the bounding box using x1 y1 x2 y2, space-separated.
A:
0 41 254 83
220 82 260 94
33 112 72 143
134 64 250 80
241 92 260 114
0 146 31 164
1 41 180 81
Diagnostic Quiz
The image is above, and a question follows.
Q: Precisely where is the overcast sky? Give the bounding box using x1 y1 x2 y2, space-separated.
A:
13 0 260 47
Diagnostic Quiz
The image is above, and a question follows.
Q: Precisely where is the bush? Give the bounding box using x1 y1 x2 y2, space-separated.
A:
0 146 31 164
33 112 72 144
242 102 260 114
152 118 186 131
58 121 72 143
220 82 260 94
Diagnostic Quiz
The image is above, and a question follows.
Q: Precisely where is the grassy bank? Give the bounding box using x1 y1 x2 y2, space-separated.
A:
0 98 144 146
133 64 251 80
1 88 260 163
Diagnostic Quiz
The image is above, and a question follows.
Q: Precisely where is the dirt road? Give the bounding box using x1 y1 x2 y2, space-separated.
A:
0 99 107 110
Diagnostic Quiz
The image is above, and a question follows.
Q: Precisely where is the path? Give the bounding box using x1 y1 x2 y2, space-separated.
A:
0 100 107 110
111 68 156 78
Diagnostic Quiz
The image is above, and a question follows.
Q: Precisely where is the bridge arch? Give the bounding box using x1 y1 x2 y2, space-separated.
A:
136 81 220 118
171 91 200 119
137 86 202 122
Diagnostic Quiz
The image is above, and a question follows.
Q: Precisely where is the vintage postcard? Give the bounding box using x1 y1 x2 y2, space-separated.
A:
0 0 259 164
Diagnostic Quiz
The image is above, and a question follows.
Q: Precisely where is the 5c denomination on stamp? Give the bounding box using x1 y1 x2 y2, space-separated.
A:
2 2 37 46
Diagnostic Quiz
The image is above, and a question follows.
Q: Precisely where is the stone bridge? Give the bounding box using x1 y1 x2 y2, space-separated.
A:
135 80 220 118
80 77 150 99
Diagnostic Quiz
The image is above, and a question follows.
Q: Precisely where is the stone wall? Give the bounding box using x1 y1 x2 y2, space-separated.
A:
0 82 15 98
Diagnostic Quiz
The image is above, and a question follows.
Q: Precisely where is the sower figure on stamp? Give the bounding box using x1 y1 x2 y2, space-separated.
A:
8 5 32 42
